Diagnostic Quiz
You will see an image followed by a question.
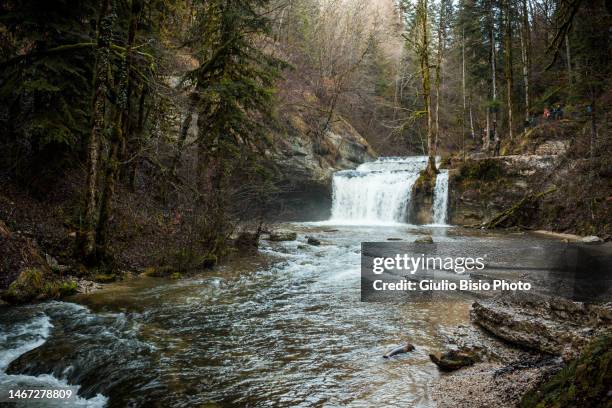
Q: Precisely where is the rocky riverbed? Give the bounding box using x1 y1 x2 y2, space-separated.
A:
431 292 612 408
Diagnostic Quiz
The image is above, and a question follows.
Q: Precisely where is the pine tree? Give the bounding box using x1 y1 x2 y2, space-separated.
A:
0 0 98 177
187 0 284 252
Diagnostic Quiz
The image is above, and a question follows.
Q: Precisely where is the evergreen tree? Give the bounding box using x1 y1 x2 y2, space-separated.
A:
0 0 98 178
187 0 284 253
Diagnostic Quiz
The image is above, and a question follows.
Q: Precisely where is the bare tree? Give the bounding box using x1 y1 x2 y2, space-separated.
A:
415 0 437 174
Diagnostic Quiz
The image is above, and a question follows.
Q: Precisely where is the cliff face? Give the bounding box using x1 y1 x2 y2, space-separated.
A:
271 107 376 220
448 155 559 227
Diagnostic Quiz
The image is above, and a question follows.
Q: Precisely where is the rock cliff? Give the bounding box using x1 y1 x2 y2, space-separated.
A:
271 108 376 220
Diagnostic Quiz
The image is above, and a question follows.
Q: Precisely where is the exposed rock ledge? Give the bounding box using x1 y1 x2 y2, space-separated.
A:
272 113 376 220
471 293 611 360
432 293 612 408
448 155 559 226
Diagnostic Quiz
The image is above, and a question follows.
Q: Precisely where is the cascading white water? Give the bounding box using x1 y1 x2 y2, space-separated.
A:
329 156 451 225
330 157 428 224
432 170 449 225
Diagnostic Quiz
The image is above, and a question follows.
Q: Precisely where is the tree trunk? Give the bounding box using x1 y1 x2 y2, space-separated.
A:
520 0 531 126
504 0 514 143
489 2 498 152
172 95 197 175
468 94 476 140
485 106 491 151
418 0 437 174
462 27 467 142
78 0 113 264
565 33 572 85
96 0 143 259
435 4 446 154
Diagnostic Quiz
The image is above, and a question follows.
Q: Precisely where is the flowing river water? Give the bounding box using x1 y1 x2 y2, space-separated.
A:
0 157 563 407
0 224 560 407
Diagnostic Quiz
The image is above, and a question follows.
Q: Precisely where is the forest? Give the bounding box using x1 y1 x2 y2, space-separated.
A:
1 0 609 277
0 1 611 407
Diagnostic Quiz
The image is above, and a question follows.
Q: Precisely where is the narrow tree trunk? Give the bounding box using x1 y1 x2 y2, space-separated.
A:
435 4 446 153
485 106 491 151
128 86 147 191
172 95 197 175
96 0 143 259
504 0 514 143
489 2 498 152
468 94 476 140
96 112 122 258
78 0 113 263
418 0 437 174
520 0 531 126
462 27 467 141
565 33 572 85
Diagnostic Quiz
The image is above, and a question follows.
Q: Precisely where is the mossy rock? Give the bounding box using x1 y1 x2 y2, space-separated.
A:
440 155 452 168
144 265 174 277
520 334 612 408
1 268 77 303
414 170 437 194
268 231 297 241
94 273 117 283
44 280 77 298
456 159 504 182
2 268 46 303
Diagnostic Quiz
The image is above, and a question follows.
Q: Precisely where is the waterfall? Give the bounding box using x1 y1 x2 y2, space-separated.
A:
330 157 428 224
432 170 449 225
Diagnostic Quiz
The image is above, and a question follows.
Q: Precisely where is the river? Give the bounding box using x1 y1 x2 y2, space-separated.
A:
1 222 562 407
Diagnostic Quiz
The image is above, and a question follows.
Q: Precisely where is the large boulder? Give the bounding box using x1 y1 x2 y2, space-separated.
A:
471 293 612 360
429 348 480 371
268 231 297 242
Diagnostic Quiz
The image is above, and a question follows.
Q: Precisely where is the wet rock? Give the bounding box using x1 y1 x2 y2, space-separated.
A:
437 322 530 364
580 235 602 243
323 229 339 233
76 279 103 294
471 293 612 360
1 268 77 303
233 231 260 250
94 273 117 283
448 156 557 227
387 237 403 241
532 230 582 241
383 343 415 358
268 231 297 241
307 236 321 246
414 235 434 243
429 348 479 371
410 171 436 224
